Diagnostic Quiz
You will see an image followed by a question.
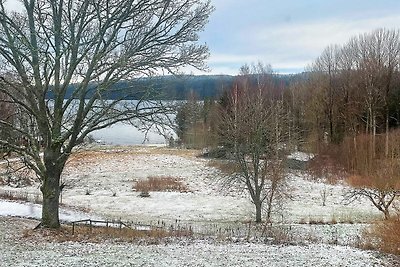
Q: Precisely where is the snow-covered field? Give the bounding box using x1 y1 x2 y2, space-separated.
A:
0 145 398 266
1 217 398 267
0 145 382 224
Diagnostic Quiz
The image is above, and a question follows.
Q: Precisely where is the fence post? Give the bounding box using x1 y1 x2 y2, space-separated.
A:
72 222 75 235
247 221 251 242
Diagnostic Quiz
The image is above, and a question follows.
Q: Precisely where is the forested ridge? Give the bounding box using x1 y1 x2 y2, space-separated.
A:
47 74 304 100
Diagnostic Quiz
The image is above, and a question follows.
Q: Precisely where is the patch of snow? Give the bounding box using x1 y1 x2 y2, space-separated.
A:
0 200 101 222
287 151 315 161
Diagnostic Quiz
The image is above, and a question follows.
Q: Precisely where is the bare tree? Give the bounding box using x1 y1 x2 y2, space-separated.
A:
219 64 289 223
0 0 213 228
312 45 343 143
343 132 400 220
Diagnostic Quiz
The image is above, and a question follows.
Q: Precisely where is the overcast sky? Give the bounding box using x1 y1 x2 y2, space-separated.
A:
5 0 400 76
200 0 400 75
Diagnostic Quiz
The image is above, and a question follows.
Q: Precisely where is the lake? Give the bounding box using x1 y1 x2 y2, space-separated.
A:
59 99 177 145
91 122 170 145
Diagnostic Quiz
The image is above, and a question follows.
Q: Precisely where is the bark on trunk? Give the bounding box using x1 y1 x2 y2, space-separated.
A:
40 151 63 229
385 112 389 158
383 209 390 220
40 174 61 228
255 201 262 223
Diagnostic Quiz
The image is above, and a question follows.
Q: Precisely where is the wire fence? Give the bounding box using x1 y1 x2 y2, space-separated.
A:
68 217 364 246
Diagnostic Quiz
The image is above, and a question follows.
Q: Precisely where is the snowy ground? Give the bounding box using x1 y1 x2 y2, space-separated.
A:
0 145 398 265
0 145 382 224
1 217 399 267
0 200 102 222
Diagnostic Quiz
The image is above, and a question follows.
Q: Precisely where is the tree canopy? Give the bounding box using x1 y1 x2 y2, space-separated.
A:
0 0 213 228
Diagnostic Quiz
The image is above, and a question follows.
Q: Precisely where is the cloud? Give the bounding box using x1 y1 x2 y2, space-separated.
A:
205 14 400 74
205 53 308 75
4 1 24 11
256 15 400 55
208 54 261 64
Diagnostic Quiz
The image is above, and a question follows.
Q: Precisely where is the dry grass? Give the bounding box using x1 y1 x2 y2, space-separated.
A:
308 218 326 225
66 150 129 168
0 190 41 203
66 147 200 169
0 190 29 201
134 176 190 193
23 224 192 244
207 160 240 175
307 154 344 185
298 217 349 225
363 218 400 255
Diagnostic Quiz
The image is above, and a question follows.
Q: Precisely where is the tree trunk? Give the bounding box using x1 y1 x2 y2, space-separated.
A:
372 114 376 159
40 151 63 229
255 201 262 223
265 190 275 222
40 177 61 228
383 209 390 220
385 111 389 158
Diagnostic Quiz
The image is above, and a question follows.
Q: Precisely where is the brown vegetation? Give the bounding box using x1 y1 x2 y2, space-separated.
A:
133 176 190 193
0 190 41 203
342 133 400 220
306 145 345 184
23 224 191 244
207 160 240 175
362 216 400 255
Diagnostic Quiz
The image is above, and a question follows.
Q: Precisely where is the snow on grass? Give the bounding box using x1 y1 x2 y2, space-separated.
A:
0 146 385 225
59 148 254 223
0 200 102 222
0 217 394 267
0 233 393 267
287 151 314 161
0 146 391 245
1 146 400 265
282 172 382 224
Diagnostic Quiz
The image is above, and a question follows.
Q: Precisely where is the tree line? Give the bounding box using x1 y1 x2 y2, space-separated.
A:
176 28 400 223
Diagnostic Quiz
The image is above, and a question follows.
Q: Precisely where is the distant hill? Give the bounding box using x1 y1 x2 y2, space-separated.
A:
49 74 307 100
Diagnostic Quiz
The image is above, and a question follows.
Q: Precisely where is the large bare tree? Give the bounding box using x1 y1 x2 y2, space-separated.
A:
0 0 213 228
219 64 290 223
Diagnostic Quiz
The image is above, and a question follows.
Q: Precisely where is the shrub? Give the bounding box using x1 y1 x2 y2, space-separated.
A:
0 190 28 201
133 176 190 193
207 160 240 175
306 144 345 184
365 218 400 255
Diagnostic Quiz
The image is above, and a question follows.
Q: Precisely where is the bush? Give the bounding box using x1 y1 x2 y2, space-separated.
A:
207 160 240 175
306 143 345 184
133 176 190 193
366 218 400 255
